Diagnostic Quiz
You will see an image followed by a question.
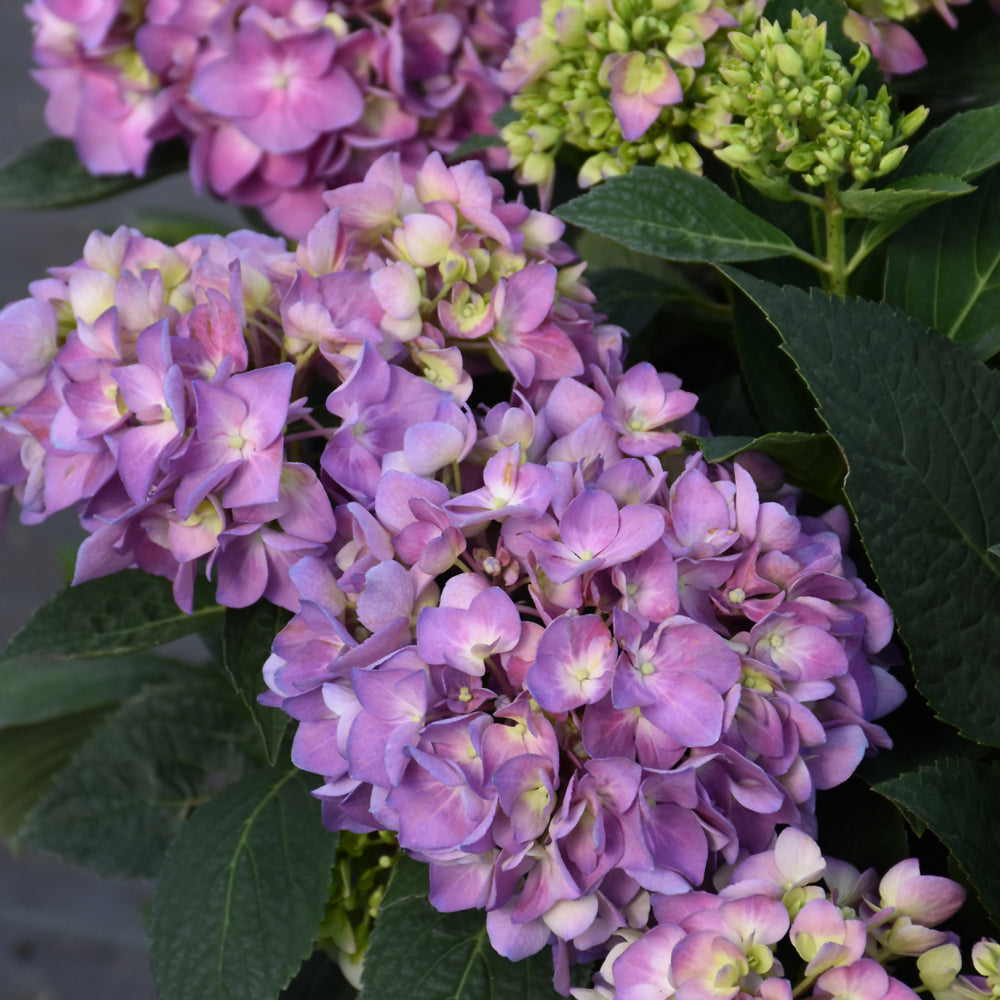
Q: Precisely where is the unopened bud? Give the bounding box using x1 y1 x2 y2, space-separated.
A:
728 31 760 62
774 43 804 77
918 944 963 993
607 19 631 52
899 105 929 139
877 145 908 175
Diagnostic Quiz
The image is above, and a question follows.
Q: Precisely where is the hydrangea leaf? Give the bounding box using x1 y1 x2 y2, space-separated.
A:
722 267 1000 747
360 855 556 1000
839 175 972 221
151 765 339 1000
0 709 110 838
894 106 1000 182
1 570 225 662
697 431 846 505
730 286 827 434
874 759 1000 927
883 166 1000 360
223 602 292 766
17 677 255 879
0 138 188 210
555 166 804 263
0 653 197 728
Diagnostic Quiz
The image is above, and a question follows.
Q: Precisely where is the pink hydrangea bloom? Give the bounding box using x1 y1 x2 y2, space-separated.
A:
26 0 530 237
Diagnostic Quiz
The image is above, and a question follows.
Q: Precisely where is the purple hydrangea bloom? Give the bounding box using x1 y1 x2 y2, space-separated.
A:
26 0 531 238
0 150 906 992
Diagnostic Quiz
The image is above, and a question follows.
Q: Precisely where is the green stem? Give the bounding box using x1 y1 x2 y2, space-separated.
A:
824 182 847 296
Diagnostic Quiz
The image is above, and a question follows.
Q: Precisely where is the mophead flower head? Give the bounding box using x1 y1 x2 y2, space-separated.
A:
245 160 905 981
499 0 765 202
26 0 530 238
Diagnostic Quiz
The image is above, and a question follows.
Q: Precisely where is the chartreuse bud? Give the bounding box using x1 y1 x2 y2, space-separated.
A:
918 944 963 993
500 0 766 199
704 9 928 193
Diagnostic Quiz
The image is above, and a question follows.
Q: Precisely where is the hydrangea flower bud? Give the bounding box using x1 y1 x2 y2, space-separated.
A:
499 0 764 202
706 11 928 193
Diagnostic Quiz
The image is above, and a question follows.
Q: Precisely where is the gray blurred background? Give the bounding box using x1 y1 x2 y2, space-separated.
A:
0 6 240 997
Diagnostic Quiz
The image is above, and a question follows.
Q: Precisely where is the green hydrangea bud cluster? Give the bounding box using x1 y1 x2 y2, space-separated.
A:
705 11 928 195
500 0 763 201
316 831 398 987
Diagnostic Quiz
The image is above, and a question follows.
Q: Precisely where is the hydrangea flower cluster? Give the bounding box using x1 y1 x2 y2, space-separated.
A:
572 827 972 1000
0 148 904 991
704 12 928 196
25 0 530 238
498 0 764 202
157 166 911 995
0 151 600 613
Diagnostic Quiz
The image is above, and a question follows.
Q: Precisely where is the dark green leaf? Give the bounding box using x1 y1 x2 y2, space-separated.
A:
18 678 254 879
839 175 972 221
223 602 292 766
131 212 235 245
556 167 803 264
1 571 225 662
883 166 1000 359
697 431 846 504
857 693 981 788
360 856 557 1000
895 107 1000 182
0 139 188 210
0 709 110 838
587 267 727 332
729 284 826 434
875 759 1000 926
151 766 339 1000
0 653 197 728
723 269 1000 747
448 132 507 158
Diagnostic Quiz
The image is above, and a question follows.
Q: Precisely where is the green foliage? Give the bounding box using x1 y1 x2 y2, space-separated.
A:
360 855 558 1000
883 166 1000 359
1 571 225 662
697 430 846 504
0 652 194 727
838 175 972 221
729 286 826 434
875 759 1000 927
556 167 804 264
895 106 1000 182
151 766 339 1000
0 138 187 210
223 602 292 765
724 269 1000 748
17 677 255 879
0 709 110 839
